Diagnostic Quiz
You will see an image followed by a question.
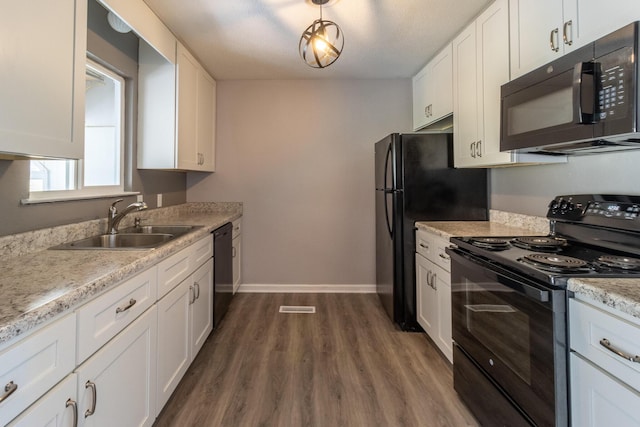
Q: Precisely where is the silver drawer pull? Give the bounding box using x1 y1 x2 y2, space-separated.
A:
85 381 97 418
438 253 450 261
419 243 429 249
66 398 78 427
599 338 640 363
115 298 136 314
0 381 17 403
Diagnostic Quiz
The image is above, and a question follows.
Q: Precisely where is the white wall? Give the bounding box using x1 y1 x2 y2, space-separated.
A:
187 79 411 287
491 150 640 216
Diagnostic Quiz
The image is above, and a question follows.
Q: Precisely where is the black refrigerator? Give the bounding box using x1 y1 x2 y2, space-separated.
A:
375 133 488 331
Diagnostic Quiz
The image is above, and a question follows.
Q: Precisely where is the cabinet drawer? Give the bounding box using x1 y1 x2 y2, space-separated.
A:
76 268 157 363
416 229 451 272
232 218 242 239
570 298 640 392
157 244 193 298
0 314 76 426
8 373 77 427
191 234 213 269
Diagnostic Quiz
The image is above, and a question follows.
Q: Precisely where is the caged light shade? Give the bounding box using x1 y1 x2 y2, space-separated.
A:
298 2 344 68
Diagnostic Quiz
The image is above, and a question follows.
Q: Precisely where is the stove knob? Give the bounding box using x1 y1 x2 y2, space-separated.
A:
560 200 569 211
548 200 560 211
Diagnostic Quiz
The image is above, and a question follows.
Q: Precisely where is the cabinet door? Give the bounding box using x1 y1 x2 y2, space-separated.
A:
156 280 191 412
416 254 437 338
433 262 453 363
0 0 86 159
8 374 77 427
475 0 512 166
176 43 200 171
430 43 453 123
510 0 564 78
197 70 216 172
575 0 640 48
452 22 479 167
412 64 430 131
571 353 640 427
190 260 214 359
232 235 242 294
76 307 157 427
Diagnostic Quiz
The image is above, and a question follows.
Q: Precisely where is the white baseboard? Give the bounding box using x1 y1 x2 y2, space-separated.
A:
237 284 376 293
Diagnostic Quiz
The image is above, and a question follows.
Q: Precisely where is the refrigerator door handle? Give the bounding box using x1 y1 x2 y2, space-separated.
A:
383 140 394 238
384 191 393 239
383 140 392 191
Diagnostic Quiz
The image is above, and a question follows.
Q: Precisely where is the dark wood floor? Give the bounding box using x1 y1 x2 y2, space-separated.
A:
154 293 479 427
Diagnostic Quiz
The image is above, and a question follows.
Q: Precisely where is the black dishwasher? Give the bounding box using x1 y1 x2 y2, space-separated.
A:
213 223 233 328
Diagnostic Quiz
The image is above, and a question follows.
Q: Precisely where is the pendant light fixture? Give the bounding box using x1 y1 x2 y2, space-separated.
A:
298 0 344 69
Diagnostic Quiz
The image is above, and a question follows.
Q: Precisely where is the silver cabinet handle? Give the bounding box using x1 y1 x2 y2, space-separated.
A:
424 106 429 118
419 243 429 250
85 381 97 418
426 270 432 288
476 140 482 157
563 20 573 46
195 282 200 300
66 398 78 427
189 285 195 304
599 338 640 363
550 28 560 52
232 246 237 257
470 142 476 158
115 298 136 314
438 252 450 261
0 381 17 403
432 272 437 290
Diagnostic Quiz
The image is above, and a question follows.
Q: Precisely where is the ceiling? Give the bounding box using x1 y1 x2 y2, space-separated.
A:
142 0 492 80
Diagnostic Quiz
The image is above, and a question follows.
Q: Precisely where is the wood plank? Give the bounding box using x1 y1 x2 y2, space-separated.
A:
154 293 479 426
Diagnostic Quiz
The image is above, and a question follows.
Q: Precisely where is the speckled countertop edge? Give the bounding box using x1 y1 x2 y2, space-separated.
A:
568 278 640 320
0 202 242 347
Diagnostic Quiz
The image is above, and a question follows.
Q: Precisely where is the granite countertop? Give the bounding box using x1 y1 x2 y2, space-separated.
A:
568 278 640 321
415 221 545 239
0 202 242 347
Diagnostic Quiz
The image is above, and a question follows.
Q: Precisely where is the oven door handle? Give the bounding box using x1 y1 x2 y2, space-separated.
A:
450 249 551 303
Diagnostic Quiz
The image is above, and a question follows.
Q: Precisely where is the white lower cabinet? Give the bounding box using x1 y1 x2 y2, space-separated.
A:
0 314 76 426
571 353 640 427
156 280 191 412
157 254 213 413
569 297 640 426
8 374 77 427
76 306 157 427
415 229 453 363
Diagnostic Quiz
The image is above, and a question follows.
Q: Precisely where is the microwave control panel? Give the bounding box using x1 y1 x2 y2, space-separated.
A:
598 46 633 121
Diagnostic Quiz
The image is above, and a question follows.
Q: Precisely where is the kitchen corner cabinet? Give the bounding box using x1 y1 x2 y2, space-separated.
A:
232 218 242 293
0 0 86 159
415 229 453 363
569 297 640 426
453 0 566 168
510 0 640 79
412 43 453 130
138 42 216 172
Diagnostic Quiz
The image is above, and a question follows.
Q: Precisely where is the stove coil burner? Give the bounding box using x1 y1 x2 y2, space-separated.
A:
520 253 590 272
511 236 567 252
597 255 640 271
469 237 511 251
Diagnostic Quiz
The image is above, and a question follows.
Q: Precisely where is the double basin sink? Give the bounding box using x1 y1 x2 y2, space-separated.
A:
52 225 203 250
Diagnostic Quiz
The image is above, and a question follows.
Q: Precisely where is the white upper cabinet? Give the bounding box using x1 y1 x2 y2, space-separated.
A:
412 43 453 130
0 0 86 159
453 0 567 167
510 0 640 79
138 42 216 172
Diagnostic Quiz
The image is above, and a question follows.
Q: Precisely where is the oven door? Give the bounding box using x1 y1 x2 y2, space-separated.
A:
449 248 567 427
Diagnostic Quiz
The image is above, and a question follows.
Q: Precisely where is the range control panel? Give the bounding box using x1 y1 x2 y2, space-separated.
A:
547 195 640 230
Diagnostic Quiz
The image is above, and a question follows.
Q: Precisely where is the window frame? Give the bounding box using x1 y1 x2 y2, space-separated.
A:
26 58 128 203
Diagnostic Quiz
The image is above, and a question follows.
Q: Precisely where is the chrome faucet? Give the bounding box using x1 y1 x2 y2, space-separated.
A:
107 199 148 234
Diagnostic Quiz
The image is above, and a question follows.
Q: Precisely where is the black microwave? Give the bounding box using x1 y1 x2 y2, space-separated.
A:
501 22 640 155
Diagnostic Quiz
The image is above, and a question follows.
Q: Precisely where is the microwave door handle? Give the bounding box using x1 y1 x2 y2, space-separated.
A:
573 61 601 124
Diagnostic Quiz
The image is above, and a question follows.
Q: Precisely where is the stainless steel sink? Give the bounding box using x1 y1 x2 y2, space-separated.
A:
52 233 175 250
120 225 201 236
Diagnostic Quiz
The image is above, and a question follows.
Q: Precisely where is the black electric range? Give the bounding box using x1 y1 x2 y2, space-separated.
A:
451 194 640 288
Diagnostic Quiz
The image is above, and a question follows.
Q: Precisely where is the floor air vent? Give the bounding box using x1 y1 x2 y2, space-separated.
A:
279 305 316 314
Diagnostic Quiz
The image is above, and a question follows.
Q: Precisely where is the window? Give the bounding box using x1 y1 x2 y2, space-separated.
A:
28 58 127 201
